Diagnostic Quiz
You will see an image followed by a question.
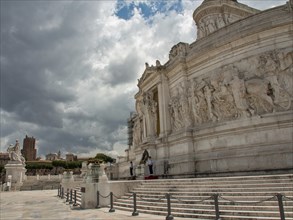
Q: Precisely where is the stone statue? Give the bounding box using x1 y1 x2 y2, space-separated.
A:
139 150 149 165
7 140 25 165
142 91 158 137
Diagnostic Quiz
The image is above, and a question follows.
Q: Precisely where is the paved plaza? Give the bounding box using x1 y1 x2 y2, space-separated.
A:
0 190 192 220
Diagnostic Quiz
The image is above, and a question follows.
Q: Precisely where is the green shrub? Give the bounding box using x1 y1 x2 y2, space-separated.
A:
52 160 81 169
25 162 53 170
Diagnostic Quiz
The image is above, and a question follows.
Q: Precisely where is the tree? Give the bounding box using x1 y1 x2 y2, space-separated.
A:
93 153 114 163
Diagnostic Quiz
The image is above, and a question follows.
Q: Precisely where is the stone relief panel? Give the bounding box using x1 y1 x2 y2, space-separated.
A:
197 13 239 39
168 48 293 131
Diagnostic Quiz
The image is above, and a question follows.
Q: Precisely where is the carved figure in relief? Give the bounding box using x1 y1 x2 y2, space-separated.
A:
178 83 192 128
245 78 275 114
224 14 234 24
133 119 142 147
277 50 293 99
215 14 225 29
169 97 183 130
211 80 237 120
197 88 209 123
189 79 203 124
202 81 217 122
150 100 158 135
136 100 143 117
198 22 207 38
258 52 292 110
229 74 253 117
259 54 282 104
206 17 217 34
142 92 155 137
277 50 293 71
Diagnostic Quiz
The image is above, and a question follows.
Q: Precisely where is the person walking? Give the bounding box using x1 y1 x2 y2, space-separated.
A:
147 156 153 175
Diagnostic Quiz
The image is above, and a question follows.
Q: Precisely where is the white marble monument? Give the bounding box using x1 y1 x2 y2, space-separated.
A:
118 0 293 178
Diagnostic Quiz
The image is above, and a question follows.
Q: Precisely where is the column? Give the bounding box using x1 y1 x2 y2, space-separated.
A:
158 72 171 137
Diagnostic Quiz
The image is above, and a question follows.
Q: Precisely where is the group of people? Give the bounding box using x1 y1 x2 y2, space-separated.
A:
130 156 154 177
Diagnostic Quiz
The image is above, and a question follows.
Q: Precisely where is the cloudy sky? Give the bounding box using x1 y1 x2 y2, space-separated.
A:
0 0 287 159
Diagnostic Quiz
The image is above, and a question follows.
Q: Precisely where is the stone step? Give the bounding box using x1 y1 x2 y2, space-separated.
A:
113 203 293 217
113 174 293 219
143 174 293 181
118 196 293 206
112 205 293 220
130 190 293 196
140 176 293 184
141 180 293 186
140 182 293 188
115 199 293 211
121 193 293 202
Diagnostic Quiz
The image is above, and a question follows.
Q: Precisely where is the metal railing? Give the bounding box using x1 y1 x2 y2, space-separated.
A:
57 185 79 207
95 191 293 220
58 187 293 220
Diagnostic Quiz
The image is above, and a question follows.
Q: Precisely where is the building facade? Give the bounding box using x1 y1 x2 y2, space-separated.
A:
119 0 293 178
46 150 61 161
21 135 37 161
66 153 77 162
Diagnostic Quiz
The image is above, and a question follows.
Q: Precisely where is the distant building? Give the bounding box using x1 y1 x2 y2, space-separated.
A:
46 153 58 161
0 153 9 166
46 150 62 161
21 135 37 161
66 153 77 162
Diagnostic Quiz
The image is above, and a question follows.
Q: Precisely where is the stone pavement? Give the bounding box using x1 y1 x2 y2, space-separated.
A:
0 190 192 220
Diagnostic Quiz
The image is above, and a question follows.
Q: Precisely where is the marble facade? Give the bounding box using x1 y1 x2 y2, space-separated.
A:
119 0 293 178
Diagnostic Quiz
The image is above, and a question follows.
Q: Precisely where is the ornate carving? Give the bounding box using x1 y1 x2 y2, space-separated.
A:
169 93 184 131
178 82 193 128
169 42 189 60
137 49 292 134
142 91 158 137
133 118 142 147
168 49 292 132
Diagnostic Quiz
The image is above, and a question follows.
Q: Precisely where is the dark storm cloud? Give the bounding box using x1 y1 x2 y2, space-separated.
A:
0 0 115 155
1 1 78 127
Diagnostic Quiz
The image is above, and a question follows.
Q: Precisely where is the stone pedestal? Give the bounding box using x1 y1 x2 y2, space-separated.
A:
135 164 145 180
5 161 26 190
80 164 101 209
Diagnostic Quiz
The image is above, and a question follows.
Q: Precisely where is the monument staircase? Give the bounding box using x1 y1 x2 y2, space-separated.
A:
113 174 293 219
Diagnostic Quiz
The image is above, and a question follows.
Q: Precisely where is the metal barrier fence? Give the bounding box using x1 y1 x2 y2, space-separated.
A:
96 191 292 220
57 185 79 207
58 187 293 220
